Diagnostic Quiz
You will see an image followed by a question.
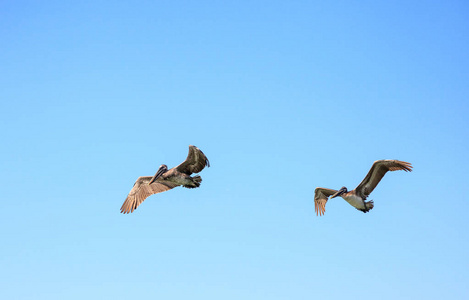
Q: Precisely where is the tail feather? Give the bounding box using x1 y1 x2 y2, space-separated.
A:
184 175 202 188
359 200 374 213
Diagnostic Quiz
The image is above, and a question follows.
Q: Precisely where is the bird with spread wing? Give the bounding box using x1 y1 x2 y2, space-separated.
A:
314 160 412 216
121 145 210 214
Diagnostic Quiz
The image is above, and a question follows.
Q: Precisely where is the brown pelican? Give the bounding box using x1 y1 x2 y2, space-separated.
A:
120 145 210 214
314 160 412 216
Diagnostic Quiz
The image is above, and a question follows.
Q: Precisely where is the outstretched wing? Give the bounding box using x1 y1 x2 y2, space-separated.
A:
314 187 338 216
355 160 413 198
120 176 179 214
175 145 210 175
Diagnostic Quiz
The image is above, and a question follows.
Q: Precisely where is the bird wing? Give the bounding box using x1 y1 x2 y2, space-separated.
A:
175 145 210 175
314 187 338 216
355 160 413 198
120 176 179 214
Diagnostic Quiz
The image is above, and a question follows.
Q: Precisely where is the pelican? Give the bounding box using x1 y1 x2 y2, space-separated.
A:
314 160 412 216
120 145 210 214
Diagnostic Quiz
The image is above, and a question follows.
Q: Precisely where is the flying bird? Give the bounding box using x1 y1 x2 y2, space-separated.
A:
314 160 412 216
120 145 210 214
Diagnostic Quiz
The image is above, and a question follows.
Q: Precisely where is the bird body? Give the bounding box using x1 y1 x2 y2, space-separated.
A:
341 191 369 211
156 168 201 188
120 145 209 214
314 159 412 216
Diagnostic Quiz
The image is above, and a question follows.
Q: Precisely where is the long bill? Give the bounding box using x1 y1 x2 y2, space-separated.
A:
330 190 345 199
149 165 167 185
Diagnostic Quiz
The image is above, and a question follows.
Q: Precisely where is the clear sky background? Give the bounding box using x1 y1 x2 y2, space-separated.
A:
1 1 468 299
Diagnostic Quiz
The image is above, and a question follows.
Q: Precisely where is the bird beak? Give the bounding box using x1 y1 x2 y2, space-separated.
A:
149 166 166 185
330 190 344 199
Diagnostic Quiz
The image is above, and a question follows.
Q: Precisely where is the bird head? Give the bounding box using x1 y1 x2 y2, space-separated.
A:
149 164 168 184
330 186 348 199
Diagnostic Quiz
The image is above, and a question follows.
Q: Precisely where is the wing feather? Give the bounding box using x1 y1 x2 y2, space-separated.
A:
120 176 178 214
314 187 338 216
355 160 412 198
175 145 210 175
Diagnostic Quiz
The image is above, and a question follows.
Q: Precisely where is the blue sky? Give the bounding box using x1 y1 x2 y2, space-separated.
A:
1 1 468 299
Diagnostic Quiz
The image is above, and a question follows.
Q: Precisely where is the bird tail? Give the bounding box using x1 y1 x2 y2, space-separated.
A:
365 200 374 212
358 200 374 213
184 175 202 188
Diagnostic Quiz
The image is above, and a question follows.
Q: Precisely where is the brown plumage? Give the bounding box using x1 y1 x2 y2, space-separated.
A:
314 188 338 216
314 160 412 216
120 145 210 214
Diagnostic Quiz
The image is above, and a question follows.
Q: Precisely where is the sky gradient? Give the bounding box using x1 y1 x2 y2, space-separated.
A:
1 1 468 299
